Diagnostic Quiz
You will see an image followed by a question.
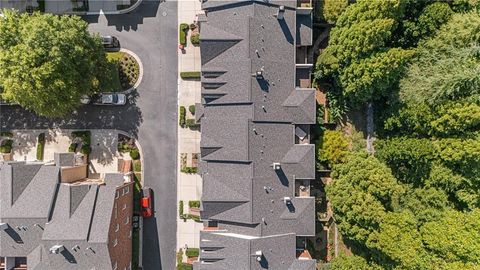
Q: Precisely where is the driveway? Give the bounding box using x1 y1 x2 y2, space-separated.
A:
0 1 178 269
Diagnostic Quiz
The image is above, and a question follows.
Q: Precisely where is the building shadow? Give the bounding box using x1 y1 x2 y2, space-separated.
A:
82 0 162 32
142 217 162 270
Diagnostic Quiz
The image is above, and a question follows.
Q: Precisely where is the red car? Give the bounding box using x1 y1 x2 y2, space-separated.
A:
141 188 153 218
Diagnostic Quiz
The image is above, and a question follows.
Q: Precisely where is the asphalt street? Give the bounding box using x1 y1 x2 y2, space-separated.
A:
0 1 178 269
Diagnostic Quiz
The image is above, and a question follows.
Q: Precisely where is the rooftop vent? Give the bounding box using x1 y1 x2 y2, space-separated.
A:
284 197 292 204
276 5 285 20
255 250 263 262
0 223 8 230
49 245 65 254
272 162 281 170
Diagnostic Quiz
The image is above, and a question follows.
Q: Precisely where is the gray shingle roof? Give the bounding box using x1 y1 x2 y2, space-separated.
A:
197 0 316 269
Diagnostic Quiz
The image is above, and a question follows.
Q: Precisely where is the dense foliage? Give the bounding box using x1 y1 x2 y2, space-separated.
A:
0 10 112 117
320 2 480 269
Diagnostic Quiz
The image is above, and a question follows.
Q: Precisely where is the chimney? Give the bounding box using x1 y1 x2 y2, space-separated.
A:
284 197 292 204
276 6 285 20
49 245 65 254
272 162 281 170
0 223 8 230
255 250 263 262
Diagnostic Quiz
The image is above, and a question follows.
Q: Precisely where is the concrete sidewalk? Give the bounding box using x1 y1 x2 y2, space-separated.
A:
176 0 203 253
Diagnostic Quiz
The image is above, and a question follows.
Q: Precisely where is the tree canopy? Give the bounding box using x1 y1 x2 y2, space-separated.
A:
0 10 113 117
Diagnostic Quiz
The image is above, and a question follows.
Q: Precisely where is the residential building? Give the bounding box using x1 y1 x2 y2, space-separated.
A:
194 0 316 269
0 153 134 270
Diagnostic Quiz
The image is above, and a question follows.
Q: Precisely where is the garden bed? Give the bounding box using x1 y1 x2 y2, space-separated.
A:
107 51 140 91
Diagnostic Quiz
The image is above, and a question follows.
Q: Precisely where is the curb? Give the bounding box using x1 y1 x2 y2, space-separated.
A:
118 48 144 95
66 0 143 16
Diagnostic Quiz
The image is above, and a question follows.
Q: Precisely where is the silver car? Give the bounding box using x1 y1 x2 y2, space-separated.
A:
93 93 127 105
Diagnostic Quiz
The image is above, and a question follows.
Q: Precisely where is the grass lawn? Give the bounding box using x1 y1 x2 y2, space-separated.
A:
107 51 139 91
106 52 122 92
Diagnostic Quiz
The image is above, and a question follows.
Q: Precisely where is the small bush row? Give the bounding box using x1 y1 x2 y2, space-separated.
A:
179 106 186 127
180 72 201 79
179 23 189 45
177 263 193 270
186 119 199 128
181 167 197 174
36 133 45 161
185 248 199 258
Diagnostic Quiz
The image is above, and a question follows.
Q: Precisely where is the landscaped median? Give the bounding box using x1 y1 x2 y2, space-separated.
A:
180 71 201 79
107 51 140 92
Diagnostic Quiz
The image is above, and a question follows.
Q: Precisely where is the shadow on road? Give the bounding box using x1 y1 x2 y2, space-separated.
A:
142 217 162 269
0 100 143 138
83 0 161 32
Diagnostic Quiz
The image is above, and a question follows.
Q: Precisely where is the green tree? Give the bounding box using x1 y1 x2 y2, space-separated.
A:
0 10 113 117
330 254 376 270
327 152 402 243
421 209 480 264
322 0 349 24
398 187 450 224
315 0 414 107
367 211 428 269
317 130 349 168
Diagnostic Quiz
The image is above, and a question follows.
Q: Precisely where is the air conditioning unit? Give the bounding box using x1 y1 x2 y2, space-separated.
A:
0 223 8 230
273 162 281 170
49 245 65 254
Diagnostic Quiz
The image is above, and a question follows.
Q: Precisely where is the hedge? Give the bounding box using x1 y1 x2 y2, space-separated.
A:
180 71 201 79
0 139 13 154
181 167 197 174
130 149 140 160
179 106 186 127
186 248 199 258
190 33 200 45
189 200 201 208
177 263 193 270
179 23 189 45
186 119 199 128
179 200 184 217
0 131 13 137
36 133 45 161
188 105 196 115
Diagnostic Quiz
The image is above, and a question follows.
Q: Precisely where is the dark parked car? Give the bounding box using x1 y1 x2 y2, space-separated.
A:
102 36 119 48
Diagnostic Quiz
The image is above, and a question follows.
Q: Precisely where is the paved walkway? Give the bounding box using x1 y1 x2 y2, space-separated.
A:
176 0 203 253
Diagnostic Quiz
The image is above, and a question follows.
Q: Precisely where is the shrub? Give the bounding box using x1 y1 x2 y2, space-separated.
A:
189 23 197 30
186 119 199 128
190 33 200 45
68 143 77 152
189 200 201 208
0 131 13 137
186 248 199 258
176 249 183 265
179 200 184 217
80 144 91 155
71 131 91 145
0 139 13 154
180 72 201 79
179 23 189 45
36 133 45 160
133 160 141 172
188 105 196 115
179 106 186 127
317 130 349 169
130 149 140 160
181 167 198 174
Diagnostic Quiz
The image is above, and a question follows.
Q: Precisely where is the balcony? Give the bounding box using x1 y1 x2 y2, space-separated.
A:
295 179 311 197
297 0 313 15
